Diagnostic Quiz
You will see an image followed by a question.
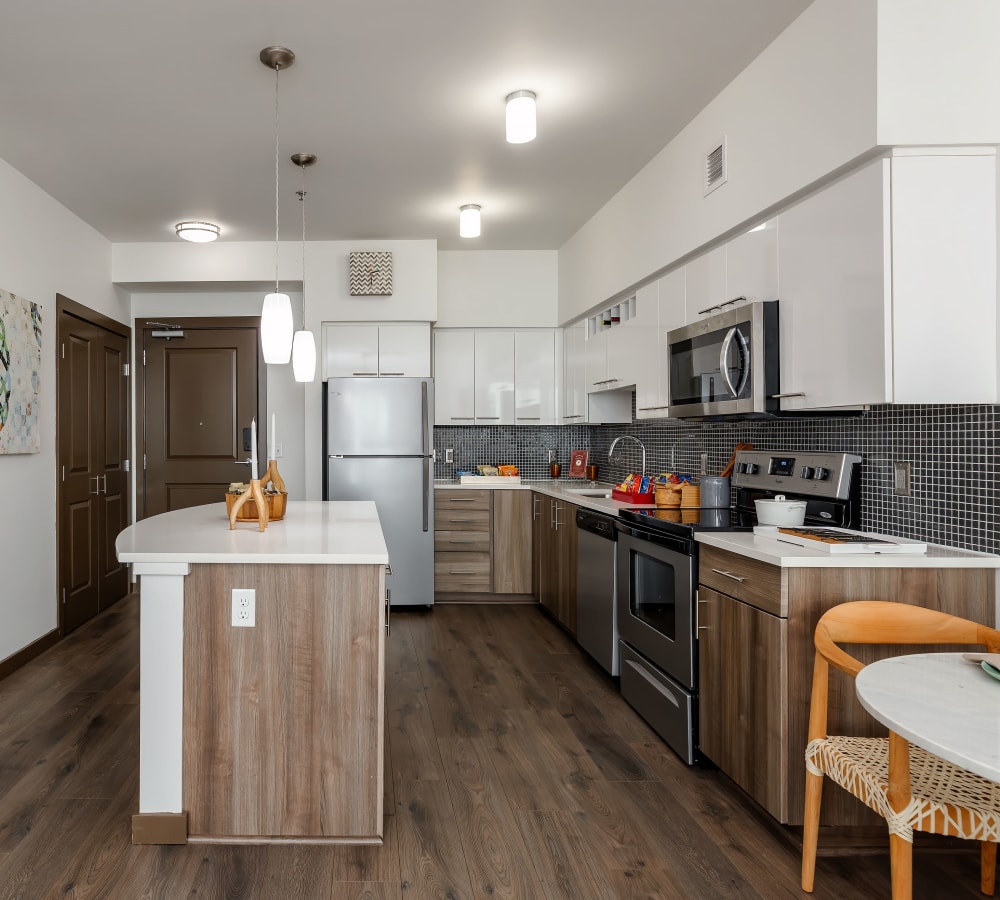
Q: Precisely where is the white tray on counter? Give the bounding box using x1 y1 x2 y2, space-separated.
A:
458 475 522 485
754 525 927 554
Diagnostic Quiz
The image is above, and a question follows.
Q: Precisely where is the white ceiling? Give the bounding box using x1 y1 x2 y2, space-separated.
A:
0 0 811 251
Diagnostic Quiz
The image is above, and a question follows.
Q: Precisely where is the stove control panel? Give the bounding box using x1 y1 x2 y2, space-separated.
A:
731 451 861 499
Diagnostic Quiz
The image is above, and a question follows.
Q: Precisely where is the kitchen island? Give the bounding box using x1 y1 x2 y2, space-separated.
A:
115 501 389 845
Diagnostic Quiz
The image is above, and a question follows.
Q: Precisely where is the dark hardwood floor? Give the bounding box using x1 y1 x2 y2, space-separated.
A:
0 596 986 899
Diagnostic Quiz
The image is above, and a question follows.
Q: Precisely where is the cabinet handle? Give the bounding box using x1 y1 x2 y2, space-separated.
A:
637 405 670 411
554 503 564 530
532 495 540 521
449 570 480 575
448 539 478 544
517 417 541 421
563 414 584 419
696 596 710 632
710 568 746 583
697 303 721 315
447 517 478 523
448 497 478 502
380 372 405 376
352 372 378 376
450 416 474 420
697 296 745 316
477 417 501 420
769 392 806 399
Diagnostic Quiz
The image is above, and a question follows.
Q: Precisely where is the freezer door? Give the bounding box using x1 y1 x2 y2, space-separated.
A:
326 456 434 607
326 377 433 457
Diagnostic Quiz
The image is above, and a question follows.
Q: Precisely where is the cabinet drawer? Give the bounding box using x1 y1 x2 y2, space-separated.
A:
434 531 491 553
699 545 784 616
435 553 491 592
435 509 491 530
435 490 492 512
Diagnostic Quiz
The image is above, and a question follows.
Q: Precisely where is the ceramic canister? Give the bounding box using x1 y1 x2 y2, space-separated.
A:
700 476 731 508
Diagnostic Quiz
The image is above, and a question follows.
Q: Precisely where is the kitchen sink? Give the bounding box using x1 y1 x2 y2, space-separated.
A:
565 488 613 498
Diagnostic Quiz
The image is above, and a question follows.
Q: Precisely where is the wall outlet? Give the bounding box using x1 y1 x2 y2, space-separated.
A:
700 453 709 476
893 461 911 497
232 589 255 627
547 449 556 464
445 448 454 463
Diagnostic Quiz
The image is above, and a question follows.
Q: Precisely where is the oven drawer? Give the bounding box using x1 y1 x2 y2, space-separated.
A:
619 641 696 765
698 546 784 616
435 490 492 512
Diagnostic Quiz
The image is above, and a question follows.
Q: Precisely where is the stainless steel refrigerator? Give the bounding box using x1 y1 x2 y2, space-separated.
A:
323 377 434 607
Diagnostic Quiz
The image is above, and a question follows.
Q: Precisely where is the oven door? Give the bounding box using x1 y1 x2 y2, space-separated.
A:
615 524 695 689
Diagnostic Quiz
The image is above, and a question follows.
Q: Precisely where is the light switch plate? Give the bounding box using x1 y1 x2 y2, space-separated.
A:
232 589 255 627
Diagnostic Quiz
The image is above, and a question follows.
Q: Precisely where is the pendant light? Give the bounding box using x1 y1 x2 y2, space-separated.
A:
259 46 295 365
505 90 537 144
291 152 317 382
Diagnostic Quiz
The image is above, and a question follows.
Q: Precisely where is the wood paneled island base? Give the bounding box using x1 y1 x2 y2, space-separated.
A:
117 501 389 845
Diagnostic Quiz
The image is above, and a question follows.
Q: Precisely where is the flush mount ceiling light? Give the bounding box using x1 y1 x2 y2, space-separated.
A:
291 152 317 383
505 90 537 144
259 46 295 365
459 204 481 238
175 221 220 242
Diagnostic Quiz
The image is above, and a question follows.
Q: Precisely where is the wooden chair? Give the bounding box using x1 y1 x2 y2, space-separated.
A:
801 600 1000 899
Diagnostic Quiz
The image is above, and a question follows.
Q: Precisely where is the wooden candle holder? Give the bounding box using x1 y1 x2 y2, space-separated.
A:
227 478 270 532
264 458 286 494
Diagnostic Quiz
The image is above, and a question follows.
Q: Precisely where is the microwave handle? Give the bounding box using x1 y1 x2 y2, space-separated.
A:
719 326 751 399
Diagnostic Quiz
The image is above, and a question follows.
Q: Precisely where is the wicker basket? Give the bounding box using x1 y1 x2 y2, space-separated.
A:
225 490 287 521
655 485 682 508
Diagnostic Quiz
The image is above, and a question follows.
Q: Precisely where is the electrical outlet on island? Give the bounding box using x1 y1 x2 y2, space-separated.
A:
232 589 256 627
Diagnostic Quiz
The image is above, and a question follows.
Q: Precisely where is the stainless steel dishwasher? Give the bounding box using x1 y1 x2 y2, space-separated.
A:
575 508 619 676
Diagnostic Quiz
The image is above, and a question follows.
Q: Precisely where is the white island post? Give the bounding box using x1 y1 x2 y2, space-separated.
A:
115 501 389 845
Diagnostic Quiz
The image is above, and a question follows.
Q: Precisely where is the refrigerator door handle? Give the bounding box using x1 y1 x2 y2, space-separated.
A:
423 458 430 532
421 381 429 457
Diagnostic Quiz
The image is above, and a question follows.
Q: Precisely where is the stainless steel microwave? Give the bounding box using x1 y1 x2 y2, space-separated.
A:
666 301 779 418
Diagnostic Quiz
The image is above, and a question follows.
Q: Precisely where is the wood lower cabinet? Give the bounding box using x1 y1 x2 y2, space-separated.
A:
534 492 578 633
697 543 996 827
435 488 533 601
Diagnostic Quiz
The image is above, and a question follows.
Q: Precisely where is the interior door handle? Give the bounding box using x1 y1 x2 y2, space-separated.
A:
90 476 100 495
236 458 253 466
100 474 107 494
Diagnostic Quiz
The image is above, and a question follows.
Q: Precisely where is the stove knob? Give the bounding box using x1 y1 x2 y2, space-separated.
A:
745 463 759 475
813 467 830 481
735 462 746 474
800 466 814 480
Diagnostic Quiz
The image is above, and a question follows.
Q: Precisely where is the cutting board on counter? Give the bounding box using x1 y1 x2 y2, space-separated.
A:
754 525 927 554
458 475 522 485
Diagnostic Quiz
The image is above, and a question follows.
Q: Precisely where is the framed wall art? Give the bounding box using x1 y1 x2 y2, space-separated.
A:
349 251 393 296
0 290 42 454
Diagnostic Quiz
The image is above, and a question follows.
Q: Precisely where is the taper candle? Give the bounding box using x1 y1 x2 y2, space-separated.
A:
270 412 276 460
250 417 258 480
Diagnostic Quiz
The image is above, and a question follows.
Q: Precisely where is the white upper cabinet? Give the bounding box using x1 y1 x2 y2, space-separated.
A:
323 322 430 379
433 330 475 425
685 245 727 321
562 322 587 424
474 331 515 425
727 219 778 303
777 151 997 409
636 269 685 419
514 331 556 425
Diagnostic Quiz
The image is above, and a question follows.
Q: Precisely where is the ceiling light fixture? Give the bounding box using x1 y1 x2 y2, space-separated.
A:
259 46 295 365
505 90 537 144
291 152 317 383
459 204 481 238
175 221 220 243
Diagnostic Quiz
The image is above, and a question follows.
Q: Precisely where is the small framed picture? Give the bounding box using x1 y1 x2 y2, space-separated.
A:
569 449 588 478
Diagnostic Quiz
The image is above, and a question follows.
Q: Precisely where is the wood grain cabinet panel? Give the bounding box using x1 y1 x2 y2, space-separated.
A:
698 545 784 615
434 553 492 592
492 491 532 594
434 530 491 553
534 494 578 633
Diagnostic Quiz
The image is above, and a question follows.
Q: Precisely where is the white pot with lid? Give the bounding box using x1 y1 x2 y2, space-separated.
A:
754 494 807 526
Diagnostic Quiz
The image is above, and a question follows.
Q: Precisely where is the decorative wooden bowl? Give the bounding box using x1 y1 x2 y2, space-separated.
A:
226 490 287 521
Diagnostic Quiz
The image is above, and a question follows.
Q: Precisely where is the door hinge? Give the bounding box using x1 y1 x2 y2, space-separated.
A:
61 465 65 482
124 458 130 473
123 363 130 377
62 587 66 605
143 454 147 471
61 342 65 359
143 350 146 366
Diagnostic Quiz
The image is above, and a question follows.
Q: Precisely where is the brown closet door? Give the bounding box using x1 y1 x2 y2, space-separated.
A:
57 299 130 634
140 320 262 519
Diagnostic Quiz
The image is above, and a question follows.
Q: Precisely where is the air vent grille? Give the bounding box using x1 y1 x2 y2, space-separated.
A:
704 137 727 196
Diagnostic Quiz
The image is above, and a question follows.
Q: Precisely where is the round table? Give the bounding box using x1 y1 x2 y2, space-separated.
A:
855 652 1000 783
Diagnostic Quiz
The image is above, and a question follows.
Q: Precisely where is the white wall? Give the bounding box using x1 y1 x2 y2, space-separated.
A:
558 0 879 322
437 251 558 327
876 0 1000 145
0 158 125 663
128 293 307 508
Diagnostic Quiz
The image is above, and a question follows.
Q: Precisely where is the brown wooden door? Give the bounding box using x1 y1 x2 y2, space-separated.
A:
57 297 130 635
139 319 264 518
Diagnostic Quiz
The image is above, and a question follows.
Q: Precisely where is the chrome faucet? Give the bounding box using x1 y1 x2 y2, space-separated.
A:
609 434 646 478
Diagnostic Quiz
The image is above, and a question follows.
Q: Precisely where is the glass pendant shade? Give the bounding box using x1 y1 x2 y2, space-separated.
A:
261 292 293 363
459 204 481 238
292 329 317 382
505 90 537 143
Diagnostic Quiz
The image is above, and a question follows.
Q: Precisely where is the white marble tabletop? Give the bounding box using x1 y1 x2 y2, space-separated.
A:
855 652 1000 783
116 500 389 565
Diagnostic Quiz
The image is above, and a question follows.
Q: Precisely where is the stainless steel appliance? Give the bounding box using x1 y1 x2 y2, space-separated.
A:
323 377 434 607
616 450 862 765
666 301 779 418
575 508 619 676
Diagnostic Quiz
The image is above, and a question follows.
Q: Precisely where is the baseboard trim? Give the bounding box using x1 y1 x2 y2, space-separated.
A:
0 628 60 682
132 812 188 845
188 834 383 846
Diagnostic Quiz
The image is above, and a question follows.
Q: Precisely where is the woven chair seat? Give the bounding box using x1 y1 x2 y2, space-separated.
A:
806 736 1000 843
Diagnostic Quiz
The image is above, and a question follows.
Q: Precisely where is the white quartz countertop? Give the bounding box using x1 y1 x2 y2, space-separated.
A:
116 500 389 565
434 478 649 516
695 530 1000 568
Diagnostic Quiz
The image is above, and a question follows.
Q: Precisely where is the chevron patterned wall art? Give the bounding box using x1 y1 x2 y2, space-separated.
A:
349 251 393 295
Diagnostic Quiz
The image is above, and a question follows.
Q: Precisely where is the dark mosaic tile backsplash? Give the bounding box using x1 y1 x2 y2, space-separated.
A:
434 403 1000 554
